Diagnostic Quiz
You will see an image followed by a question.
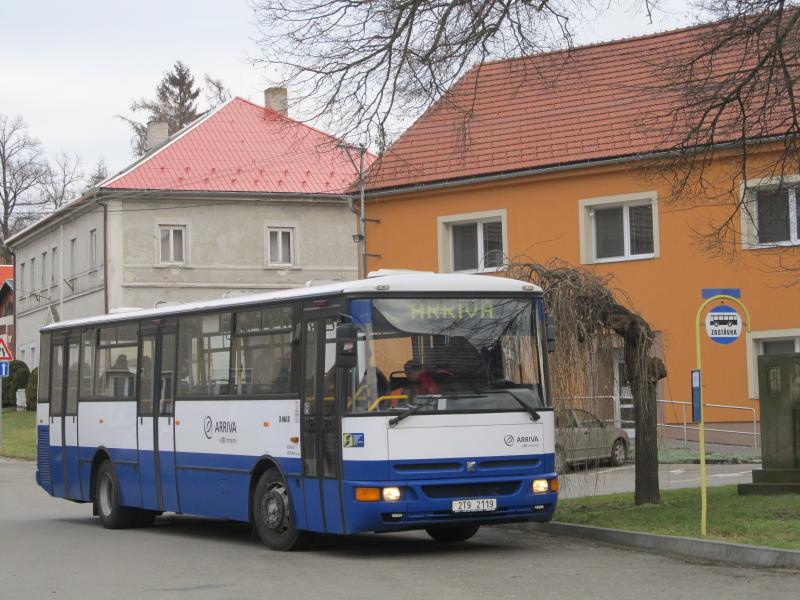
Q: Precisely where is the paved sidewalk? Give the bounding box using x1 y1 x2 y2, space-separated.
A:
560 462 761 498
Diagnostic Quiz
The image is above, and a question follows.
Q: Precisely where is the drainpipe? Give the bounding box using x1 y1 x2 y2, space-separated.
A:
11 250 16 356
102 200 108 314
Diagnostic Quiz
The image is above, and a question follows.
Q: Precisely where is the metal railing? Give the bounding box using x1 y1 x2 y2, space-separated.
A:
555 395 760 456
658 399 760 456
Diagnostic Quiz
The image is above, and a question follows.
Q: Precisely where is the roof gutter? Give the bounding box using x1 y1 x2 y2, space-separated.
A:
364 135 787 199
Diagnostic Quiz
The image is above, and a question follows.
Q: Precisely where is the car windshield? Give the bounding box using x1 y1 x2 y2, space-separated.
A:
345 297 547 414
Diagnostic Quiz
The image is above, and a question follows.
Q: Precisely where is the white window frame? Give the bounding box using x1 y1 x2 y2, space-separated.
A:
30 343 37 369
89 229 98 268
41 251 47 289
579 192 659 264
437 209 508 273
266 226 295 266
51 246 58 285
745 328 800 398
158 224 188 265
69 238 77 278
29 257 36 292
19 262 25 298
740 176 800 248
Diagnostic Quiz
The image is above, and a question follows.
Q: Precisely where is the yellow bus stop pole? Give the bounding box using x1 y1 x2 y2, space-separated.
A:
695 294 751 537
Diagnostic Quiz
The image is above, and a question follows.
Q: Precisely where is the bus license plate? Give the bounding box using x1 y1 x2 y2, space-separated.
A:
451 498 497 513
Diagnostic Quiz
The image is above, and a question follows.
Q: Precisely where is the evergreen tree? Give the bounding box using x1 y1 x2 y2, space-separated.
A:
119 61 227 156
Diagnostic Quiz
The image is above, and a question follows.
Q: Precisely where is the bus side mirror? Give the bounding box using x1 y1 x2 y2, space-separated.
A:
336 323 358 368
545 316 556 353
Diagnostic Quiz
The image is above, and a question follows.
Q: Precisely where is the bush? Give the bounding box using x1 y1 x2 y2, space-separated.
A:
2 360 30 408
26 367 38 411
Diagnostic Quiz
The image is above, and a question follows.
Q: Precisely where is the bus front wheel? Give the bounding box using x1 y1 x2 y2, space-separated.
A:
425 523 480 543
253 468 311 551
95 461 137 529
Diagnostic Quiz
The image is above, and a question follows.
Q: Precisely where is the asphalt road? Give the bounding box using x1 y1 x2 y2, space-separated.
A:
1 459 796 600
560 462 761 498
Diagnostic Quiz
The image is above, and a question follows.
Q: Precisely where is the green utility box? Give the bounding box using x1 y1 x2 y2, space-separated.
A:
739 353 800 495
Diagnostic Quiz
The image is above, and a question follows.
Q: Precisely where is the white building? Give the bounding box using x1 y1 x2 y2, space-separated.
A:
9 90 371 363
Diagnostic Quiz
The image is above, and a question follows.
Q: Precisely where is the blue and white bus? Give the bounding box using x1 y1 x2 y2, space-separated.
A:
35 273 558 550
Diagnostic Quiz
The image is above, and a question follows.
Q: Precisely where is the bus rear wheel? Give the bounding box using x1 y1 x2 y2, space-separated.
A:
253 468 311 551
95 461 137 529
425 523 480 543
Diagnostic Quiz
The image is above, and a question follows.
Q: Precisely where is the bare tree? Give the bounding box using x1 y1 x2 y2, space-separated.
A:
204 74 232 107
40 152 84 210
508 259 667 505
250 0 603 145
645 2 800 271
0 114 48 261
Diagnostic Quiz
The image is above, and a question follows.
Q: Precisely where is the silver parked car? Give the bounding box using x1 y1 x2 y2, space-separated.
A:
555 408 629 473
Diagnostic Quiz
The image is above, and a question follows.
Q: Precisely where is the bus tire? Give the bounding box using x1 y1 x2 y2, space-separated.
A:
94 461 137 529
253 468 310 551
425 523 480 543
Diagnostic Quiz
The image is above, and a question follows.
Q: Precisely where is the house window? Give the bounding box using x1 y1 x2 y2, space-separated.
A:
89 229 97 267
451 221 503 271
267 227 294 265
437 210 507 273
41 251 47 288
594 203 653 260
19 263 25 297
762 338 799 355
51 247 58 284
748 186 799 245
70 238 77 277
30 257 36 292
580 193 659 264
159 225 186 264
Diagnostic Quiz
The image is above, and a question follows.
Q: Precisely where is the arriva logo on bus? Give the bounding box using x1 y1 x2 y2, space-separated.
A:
204 416 238 439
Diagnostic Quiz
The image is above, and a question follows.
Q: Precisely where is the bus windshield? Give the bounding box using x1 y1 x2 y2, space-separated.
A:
347 297 546 414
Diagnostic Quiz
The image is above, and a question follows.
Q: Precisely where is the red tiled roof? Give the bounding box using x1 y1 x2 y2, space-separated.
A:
106 97 375 195
365 20 777 191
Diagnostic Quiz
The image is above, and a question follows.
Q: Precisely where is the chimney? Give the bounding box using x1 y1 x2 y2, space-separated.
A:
146 120 169 151
264 87 288 116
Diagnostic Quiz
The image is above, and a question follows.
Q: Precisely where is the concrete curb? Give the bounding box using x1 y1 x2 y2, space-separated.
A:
509 522 800 570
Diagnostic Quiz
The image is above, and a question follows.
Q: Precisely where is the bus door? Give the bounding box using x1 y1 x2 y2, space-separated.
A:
300 303 345 534
63 334 83 499
49 336 66 498
137 322 179 512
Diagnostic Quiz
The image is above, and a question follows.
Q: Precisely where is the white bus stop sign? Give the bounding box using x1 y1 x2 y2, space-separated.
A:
705 305 742 345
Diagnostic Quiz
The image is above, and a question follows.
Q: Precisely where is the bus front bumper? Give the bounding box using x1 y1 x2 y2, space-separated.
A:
341 476 558 534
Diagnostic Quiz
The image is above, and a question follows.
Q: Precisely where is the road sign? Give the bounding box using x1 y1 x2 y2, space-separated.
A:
704 305 742 345
0 337 12 361
0 362 8 377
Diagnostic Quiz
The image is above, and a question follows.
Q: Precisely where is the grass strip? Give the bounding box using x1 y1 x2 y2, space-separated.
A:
556 485 800 550
0 409 36 460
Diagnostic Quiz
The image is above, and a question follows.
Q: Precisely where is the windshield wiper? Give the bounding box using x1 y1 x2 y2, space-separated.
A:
504 389 541 422
388 392 486 427
388 395 440 427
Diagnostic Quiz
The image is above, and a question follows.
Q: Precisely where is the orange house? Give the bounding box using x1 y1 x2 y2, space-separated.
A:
360 24 800 442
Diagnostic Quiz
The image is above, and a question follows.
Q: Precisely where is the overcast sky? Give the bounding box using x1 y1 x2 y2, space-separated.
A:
2 0 695 178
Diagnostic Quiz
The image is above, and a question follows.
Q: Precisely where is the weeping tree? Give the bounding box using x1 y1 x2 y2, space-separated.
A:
508 259 667 505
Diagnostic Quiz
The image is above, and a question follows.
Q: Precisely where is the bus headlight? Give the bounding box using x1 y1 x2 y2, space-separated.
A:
382 487 402 501
532 479 549 494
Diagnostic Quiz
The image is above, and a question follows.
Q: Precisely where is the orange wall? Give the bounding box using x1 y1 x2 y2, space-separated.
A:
365 160 800 424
